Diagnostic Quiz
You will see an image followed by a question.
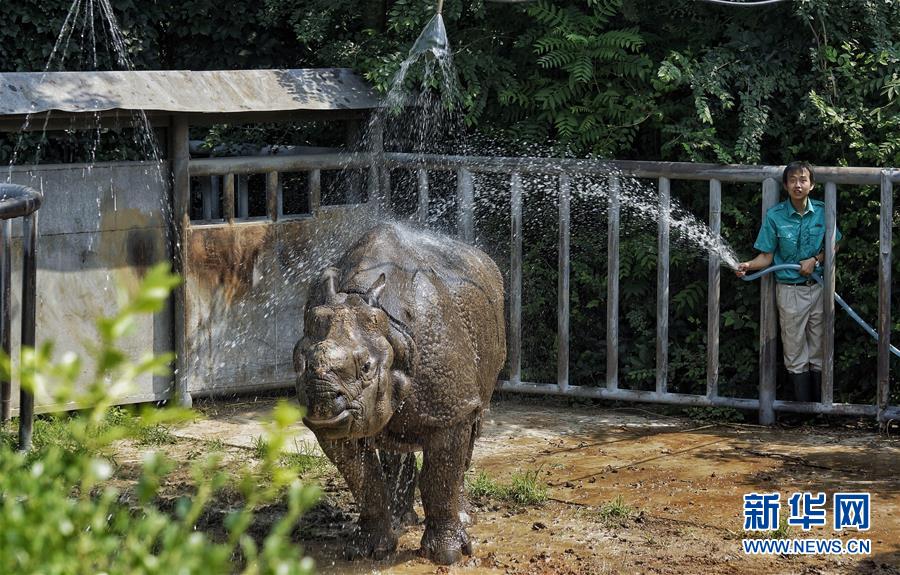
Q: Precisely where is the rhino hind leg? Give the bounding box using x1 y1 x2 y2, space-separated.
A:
380 450 419 527
316 437 398 559
458 415 480 526
419 417 476 565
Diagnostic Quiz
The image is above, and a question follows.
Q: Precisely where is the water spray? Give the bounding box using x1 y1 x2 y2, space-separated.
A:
740 264 900 358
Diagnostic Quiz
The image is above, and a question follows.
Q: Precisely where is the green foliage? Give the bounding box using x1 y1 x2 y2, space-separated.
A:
466 468 548 507
0 264 320 575
591 495 634 525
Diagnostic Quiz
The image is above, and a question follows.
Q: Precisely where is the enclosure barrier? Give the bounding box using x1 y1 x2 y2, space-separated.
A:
381 153 900 425
0 183 42 450
182 149 899 424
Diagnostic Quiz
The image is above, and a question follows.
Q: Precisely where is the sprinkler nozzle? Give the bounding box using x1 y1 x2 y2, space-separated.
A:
436 0 444 14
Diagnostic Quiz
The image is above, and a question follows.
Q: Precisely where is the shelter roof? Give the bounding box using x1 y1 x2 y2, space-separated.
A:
0 69 379 116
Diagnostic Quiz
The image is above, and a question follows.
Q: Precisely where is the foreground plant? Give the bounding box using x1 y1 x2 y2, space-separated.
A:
0 263 319 575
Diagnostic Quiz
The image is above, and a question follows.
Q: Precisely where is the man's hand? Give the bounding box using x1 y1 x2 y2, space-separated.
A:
799 257 817 277
735 262 751 278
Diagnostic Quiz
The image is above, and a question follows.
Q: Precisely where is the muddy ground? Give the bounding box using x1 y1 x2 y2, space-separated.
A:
113 396 900 574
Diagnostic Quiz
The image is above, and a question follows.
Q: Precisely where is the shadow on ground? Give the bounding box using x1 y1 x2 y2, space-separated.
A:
167 396 900 575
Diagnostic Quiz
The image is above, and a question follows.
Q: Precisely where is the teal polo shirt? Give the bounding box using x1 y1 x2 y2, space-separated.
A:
753 199 842 284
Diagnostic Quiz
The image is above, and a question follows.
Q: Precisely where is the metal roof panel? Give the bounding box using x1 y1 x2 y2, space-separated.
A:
0 69 379 115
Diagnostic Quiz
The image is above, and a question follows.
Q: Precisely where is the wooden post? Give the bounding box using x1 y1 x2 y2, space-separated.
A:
457 168 474 242
0 220 9 423
606 175 620 392
758 178 779 424
877 172 892 423
707 179 721 399
509 173 523 386
170 115 192 407
656 177 670 394
558 174 571 392
223 174 235 223
417 168 429 225
822 181 837 406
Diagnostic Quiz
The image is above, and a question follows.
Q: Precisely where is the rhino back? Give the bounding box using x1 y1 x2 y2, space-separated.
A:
339 223 506 427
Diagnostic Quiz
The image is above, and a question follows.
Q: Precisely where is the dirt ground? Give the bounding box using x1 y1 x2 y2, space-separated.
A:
116 396 900 575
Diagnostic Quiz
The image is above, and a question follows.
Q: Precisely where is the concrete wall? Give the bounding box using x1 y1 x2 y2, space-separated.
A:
5 161 371 411
7 161 173 412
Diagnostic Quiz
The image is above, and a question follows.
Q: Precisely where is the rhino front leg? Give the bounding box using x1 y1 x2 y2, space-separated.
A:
317 438 398 559
381 450 419 527
419 418 475 565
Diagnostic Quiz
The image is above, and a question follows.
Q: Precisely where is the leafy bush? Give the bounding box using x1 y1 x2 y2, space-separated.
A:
0 264 320 575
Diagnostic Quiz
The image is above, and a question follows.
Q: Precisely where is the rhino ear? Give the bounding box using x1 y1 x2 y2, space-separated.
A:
365 273 387 308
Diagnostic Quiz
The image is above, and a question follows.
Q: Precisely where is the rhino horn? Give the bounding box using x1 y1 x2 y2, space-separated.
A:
365 273 387 308
322 267 340 305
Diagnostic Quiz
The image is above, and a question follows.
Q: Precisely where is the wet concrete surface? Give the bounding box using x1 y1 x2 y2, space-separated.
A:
171 397 900 574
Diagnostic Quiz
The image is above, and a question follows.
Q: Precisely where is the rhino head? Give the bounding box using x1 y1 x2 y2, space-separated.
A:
294 269 413 440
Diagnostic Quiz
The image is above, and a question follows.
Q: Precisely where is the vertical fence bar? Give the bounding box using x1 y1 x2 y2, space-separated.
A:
223 174 235 223
656 177 670 394
822 181 837 406
369 116 386 212
210 176 221 220
0 220 9 423
457 168 474 242
558 174 571 392
309 169 322 213
607 176 620 391
200 177 212 220
758 178 779 424
345 119 363 203
266 171 279 221
367 164 379 209
17 211 37 451
380 168 392 214
877 171 892 424
170 115 192 408
509 173 523 386
237 175 249 218
707 179 722 399
417 168 429 225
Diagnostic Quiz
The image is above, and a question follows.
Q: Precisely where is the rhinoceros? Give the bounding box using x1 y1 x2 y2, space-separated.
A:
293 222 506 564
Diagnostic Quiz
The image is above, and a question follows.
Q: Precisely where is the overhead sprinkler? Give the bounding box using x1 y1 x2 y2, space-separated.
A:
410 7 448 61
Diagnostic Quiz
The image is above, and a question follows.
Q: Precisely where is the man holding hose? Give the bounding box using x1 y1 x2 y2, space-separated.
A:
735 161 841 402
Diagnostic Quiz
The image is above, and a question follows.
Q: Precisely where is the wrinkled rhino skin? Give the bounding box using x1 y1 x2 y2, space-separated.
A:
293 223 506 564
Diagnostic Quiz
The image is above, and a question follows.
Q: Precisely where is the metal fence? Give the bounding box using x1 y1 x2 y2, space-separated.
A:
183 149 899 424
382 153 900 425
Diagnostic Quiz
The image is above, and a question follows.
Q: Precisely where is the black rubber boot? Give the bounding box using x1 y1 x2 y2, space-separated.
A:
790 371 813 402
809 370 822 403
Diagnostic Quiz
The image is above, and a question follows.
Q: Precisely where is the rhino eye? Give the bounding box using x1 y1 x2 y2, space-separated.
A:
362 360 372 374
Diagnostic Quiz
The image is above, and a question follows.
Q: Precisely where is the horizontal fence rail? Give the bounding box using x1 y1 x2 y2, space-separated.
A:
178 148 900 424
382 153 900 424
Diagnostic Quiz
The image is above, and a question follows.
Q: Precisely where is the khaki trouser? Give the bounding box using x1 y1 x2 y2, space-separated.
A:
776 282 824 374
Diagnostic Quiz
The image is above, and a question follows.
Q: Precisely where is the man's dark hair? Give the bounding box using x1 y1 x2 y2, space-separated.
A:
782 161 815 186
